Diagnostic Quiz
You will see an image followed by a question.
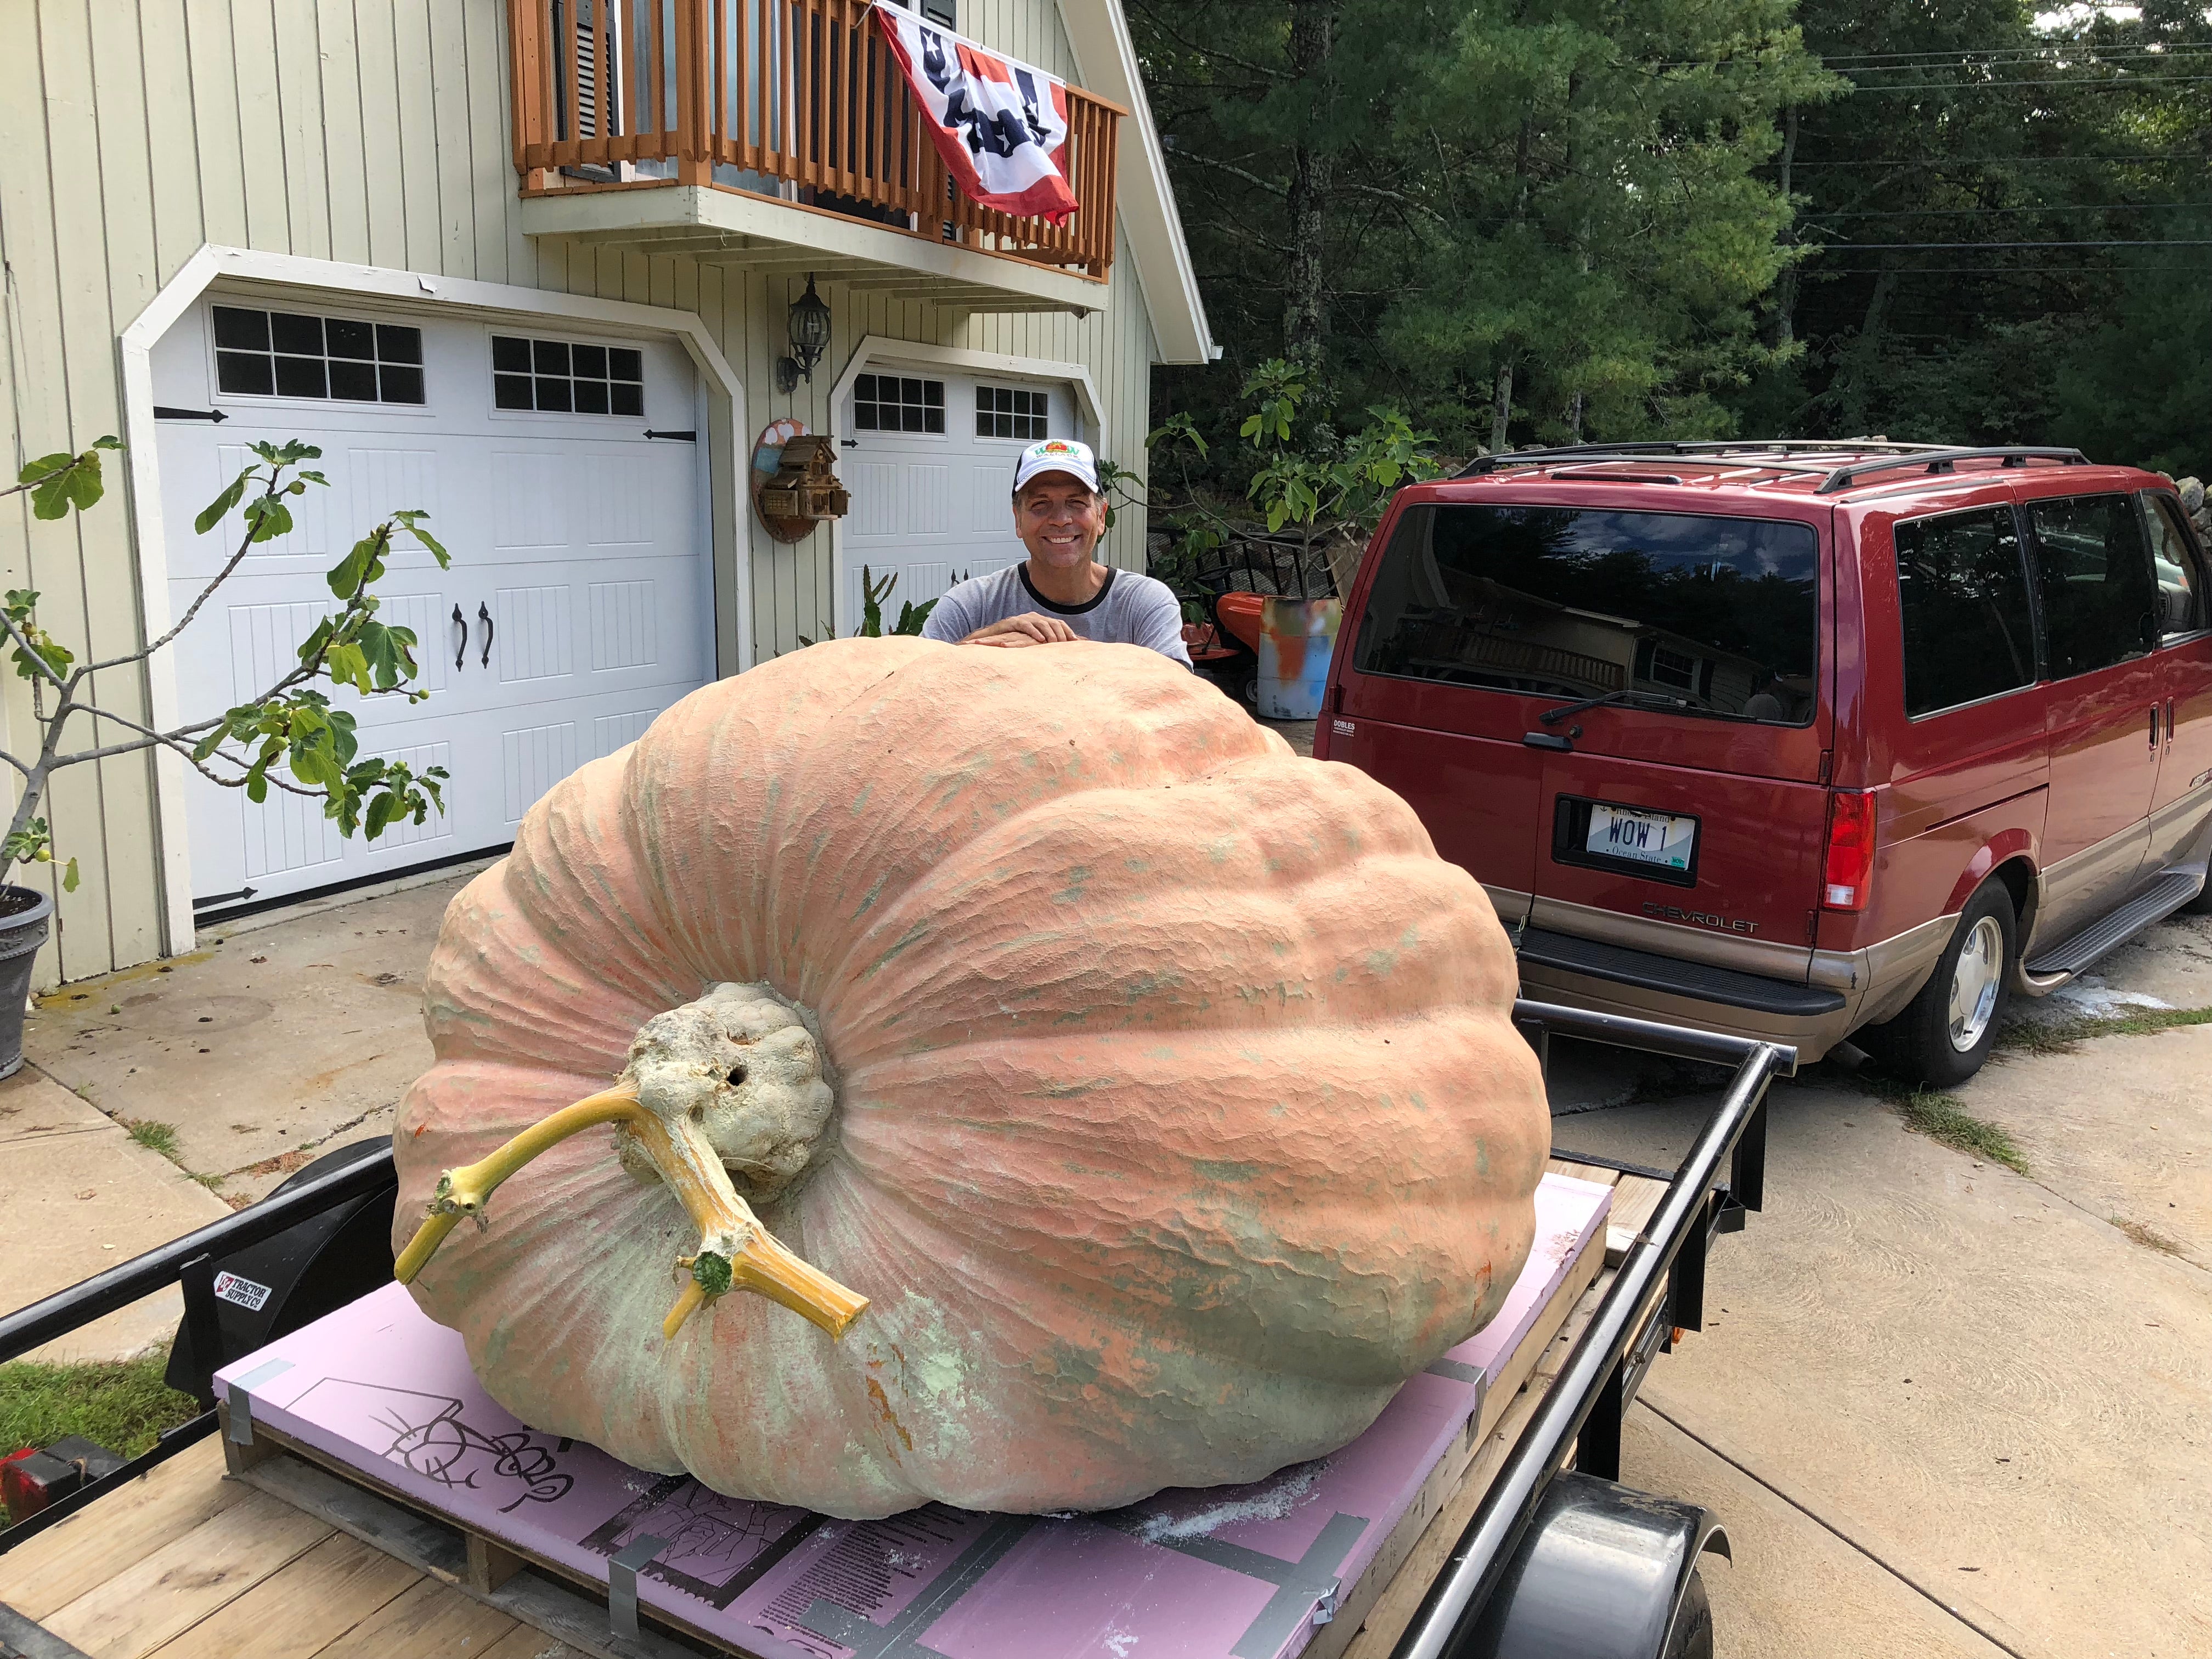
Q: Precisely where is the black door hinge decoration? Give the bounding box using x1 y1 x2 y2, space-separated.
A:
643 429 696 442
155 407 228 422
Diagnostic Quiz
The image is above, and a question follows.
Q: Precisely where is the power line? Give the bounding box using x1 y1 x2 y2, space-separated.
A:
1808 202 2212 217
1817 238 2212 247
1768 154 2205 167
1837 72 2212 91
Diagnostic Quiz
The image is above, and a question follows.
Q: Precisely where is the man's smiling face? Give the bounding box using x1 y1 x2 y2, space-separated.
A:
1013 473 1108 571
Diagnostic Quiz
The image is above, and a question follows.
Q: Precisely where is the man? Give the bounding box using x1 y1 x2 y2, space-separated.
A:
921 438 1192 667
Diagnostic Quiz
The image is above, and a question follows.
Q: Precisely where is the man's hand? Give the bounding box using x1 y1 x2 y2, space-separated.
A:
961 614 1079 648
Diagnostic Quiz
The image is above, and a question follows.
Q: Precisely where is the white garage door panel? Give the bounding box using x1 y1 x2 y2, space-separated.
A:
842 369 1070 636
153 298 711 909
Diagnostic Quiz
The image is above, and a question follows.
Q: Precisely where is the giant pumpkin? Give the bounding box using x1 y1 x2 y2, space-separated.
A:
392 637 1548 1519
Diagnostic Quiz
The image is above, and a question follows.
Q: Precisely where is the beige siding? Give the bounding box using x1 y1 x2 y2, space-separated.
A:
0 0 1163 988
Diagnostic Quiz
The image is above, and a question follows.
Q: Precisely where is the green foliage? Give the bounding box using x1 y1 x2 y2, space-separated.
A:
126 1119 182 1160
851 566 946 639
1133 0 1835 449
0 436 455 885
0 1356 200 1462
14 437 121 522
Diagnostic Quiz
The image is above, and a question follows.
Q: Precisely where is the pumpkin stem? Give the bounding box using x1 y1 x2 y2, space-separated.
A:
394 1081 868 1341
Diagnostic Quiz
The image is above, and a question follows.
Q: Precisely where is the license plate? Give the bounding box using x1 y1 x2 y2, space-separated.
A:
1586 804 1696 873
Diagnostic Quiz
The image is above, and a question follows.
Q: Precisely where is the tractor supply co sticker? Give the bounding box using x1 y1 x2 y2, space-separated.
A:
213 1271 274 1312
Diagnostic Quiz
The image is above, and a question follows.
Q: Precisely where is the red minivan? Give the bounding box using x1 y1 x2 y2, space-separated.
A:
1316 442 2212 1084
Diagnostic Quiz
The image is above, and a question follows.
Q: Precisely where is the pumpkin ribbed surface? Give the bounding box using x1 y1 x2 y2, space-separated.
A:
392 637 1548 1517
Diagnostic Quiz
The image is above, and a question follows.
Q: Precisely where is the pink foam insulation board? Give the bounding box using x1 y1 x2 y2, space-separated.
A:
217 1173 1611 1659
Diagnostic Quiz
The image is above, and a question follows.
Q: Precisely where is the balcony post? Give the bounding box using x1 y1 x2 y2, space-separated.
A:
509 0 552 191
675 0 713 187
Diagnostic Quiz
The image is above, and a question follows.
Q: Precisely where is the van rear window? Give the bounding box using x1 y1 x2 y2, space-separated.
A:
1352 505 1819 724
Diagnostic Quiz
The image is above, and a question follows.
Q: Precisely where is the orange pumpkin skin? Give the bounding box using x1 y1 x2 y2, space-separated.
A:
392 637 1549 1518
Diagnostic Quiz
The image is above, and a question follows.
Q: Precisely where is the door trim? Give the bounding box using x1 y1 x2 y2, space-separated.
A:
121 245 751 957
825 336 1103 639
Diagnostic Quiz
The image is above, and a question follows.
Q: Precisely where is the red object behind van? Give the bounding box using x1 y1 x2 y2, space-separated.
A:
1317 442 2212 1084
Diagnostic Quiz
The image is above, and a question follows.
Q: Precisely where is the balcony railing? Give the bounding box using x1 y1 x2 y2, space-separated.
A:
509 0 1121 279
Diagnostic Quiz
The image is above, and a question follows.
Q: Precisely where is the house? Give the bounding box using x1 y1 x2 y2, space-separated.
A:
0 0 1214 989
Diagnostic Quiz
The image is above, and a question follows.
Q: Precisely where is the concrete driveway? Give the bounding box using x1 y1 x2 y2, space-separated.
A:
10 848 2208 1656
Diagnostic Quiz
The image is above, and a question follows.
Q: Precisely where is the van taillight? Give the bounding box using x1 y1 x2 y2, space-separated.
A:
1822 791 1875 911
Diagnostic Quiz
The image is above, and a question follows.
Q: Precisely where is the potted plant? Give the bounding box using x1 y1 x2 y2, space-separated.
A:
0 437 453 1077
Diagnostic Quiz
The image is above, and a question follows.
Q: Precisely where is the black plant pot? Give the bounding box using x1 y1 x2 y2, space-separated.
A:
0 884 54 1081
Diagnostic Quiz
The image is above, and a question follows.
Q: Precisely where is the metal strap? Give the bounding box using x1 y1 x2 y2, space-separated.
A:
224 1358 293 1444
607 1534 667 1639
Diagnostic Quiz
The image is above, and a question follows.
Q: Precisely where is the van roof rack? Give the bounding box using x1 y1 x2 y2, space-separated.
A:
1454 439 1955 480
1813 446 2090 494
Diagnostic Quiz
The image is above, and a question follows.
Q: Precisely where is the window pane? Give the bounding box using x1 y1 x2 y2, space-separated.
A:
533 339 571 374
1894 508 2036 718
610 382 642 416
379 364 426 404
535 376 573 412
924 381 944 408
274 355 328 398
901 404 925 432
856 374 879 401
2027 494 2158 678
608 347 642 381
572 343 609 379
573 378 610 414
1351 505 1820 723
901 377 923 403
328 358 379 401
492 335 532 373
2146 496 2204 638
494 372 534 410
377 324 424 364
212 307 269 350
216 350 275 396
325 318 376 359
270 312 323 355
924 407 944 433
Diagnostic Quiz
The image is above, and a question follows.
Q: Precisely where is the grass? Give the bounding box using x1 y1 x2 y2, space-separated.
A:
2111 1216 2186 1257
0 1356 199 1460
1996 1003 2212 1057
1848 1073 2032 1174
124 1119 180 1160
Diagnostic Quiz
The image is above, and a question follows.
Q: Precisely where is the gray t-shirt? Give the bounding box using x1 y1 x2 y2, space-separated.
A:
921 563 1192 667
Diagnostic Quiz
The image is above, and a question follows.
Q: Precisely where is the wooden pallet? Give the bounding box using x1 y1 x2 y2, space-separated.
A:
0 1160 1671 1659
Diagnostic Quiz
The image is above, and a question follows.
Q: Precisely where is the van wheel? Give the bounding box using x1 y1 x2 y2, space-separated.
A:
1860 882 2016 1087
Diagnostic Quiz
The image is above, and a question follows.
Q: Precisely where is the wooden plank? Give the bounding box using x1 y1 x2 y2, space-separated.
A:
312 1578 516 1659
1547 1158 1623 1188
1606 1173 1669 1266
0 1437 239 1622
479 1625 592 1659
1475 1212 1607 1442
140 1532 420 1659
40 1490 333 1659
1328 1382 1550 1659
235 1451 698 1659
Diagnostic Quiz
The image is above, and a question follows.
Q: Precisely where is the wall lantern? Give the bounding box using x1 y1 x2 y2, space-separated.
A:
776 274 833 393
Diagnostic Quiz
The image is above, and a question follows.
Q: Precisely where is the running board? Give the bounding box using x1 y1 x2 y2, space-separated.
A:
2023 868 2204 978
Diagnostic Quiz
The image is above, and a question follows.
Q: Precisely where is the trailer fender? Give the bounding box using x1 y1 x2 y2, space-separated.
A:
1465 1471 1730 1659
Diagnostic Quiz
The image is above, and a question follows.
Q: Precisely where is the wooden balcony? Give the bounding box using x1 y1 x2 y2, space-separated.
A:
506 0 1122 311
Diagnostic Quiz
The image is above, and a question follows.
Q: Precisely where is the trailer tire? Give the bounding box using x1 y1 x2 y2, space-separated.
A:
1662 1569 1713 1659
1467 1471 1728 1659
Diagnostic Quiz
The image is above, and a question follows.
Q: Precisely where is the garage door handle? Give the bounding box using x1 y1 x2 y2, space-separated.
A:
452 604 467 672
478 602 494 669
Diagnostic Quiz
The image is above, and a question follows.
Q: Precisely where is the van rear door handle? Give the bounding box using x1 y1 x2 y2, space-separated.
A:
2151 704 2162 749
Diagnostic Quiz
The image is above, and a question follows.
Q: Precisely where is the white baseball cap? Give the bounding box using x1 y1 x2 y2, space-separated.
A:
1012 436 1101 494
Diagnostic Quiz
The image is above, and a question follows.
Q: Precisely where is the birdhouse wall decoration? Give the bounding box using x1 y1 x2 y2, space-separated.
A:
750 425 851 545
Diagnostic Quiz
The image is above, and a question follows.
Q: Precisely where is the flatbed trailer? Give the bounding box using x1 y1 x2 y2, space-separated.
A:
0 1002 1787 1659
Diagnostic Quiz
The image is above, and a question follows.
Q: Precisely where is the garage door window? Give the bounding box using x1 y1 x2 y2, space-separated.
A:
976 385 1047 441
854 374 945 433
213 306 425 404
492 336 645 415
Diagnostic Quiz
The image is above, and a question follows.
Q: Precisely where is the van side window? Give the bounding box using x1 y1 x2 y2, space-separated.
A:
1893 509 2036 719
2143 495 2205 640
2025 494 2159 679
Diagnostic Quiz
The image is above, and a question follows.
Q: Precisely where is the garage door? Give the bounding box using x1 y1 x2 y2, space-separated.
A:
150 294 714 916
839 365 1078 631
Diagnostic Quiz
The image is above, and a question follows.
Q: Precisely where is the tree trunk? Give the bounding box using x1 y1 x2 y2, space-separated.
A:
1491 360 1514 454
1282 0 1338 360
1773 107 1800 349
